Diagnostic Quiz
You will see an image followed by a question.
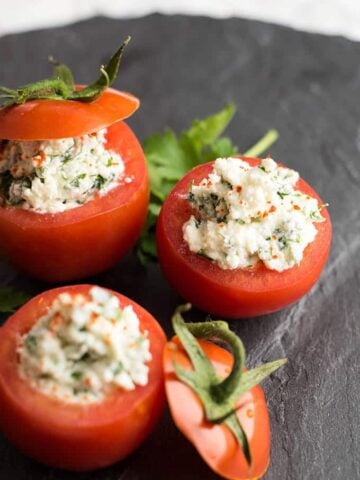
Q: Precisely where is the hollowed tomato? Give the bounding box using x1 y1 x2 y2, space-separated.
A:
157 157 332 318
0 119 149 282
0 284 166 471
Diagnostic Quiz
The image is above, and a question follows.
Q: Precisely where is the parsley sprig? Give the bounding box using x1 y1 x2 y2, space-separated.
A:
0 37 130 107
0 287 30 313
136 104 278 264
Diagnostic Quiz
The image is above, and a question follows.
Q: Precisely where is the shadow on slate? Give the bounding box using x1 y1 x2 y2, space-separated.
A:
0 13 360 480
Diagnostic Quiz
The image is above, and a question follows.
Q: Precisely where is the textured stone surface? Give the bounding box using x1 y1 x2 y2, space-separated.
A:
0 14 359 480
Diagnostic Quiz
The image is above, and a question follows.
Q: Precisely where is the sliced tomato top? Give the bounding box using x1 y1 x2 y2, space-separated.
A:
164 337 270 480
0 88 139 140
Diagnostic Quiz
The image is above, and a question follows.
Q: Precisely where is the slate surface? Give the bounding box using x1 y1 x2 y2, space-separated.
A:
0 14 359 480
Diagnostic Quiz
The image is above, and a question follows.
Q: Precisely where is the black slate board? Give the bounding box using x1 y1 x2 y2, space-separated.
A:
0 13 360 480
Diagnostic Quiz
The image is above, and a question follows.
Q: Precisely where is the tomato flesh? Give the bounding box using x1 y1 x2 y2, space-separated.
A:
0 121 149 282
157 157 332 318
0 285 166 471
0 88 139 140
164 337 270 480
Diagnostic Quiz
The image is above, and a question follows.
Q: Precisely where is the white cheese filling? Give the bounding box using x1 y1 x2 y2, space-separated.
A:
183 157 326 272
18 287 151 404
0 129 125 213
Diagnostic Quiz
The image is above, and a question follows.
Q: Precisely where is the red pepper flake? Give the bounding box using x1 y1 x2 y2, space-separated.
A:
33 150 46 167
49 313 63 332
293 205 301 210
84 377 92 387
272 235 276 240
236 185 242 193
272 255 278 259
269 205 276 213
88 313 98 325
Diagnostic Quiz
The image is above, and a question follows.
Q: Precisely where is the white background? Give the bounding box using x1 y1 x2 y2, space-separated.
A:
1 0 360 41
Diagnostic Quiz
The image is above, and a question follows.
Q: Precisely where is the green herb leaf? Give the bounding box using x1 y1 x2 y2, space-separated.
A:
93 174 107 190
136 104 279 264
179 103 236 164
0 37 131 107
243 129 279 157
135 203 161 265
71 371 83 381
25 335 37 353
0 287 30 313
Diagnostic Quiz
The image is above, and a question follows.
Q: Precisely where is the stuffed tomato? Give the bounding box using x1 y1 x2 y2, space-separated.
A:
0 284 166 471
157 156 331 318
0 40 149 282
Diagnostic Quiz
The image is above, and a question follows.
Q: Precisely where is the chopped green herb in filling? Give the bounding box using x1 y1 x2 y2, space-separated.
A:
0 129 126 213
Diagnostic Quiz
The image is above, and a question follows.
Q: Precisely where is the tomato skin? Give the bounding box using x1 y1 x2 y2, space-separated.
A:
0 88 139 140
164 338 270 480
0 285 166 471
157 157 332 318
0 121 149 282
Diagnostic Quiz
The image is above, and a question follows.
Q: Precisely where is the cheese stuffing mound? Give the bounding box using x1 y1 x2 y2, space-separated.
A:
0 129 124 213
183 157 326 272
18 287 151 404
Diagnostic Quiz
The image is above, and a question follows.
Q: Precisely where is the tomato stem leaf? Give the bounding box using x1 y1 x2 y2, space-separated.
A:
225 412 252 465
49 56 75 88
0 37 131 107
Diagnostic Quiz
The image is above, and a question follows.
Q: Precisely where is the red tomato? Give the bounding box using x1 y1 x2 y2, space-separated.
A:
0 120 149 282
157 157 332 318
0 88 139 140
0 284 166 471
164 337 270 480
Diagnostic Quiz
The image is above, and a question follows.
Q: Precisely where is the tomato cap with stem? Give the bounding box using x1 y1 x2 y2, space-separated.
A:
171 304 287 467
0 37 140 140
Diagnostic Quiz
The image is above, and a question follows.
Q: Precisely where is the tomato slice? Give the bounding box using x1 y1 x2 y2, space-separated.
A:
0 120 149 282
164 337 270 480
157 157 332 318
0 285 166 471
0 88 139 140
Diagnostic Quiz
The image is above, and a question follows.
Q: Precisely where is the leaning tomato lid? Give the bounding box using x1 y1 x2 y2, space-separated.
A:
0 37 139 140
163 304 287 480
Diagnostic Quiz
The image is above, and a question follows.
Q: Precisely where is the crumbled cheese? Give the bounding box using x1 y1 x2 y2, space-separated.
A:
183 157 326 272
0 129 124 213
18 287 151 404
